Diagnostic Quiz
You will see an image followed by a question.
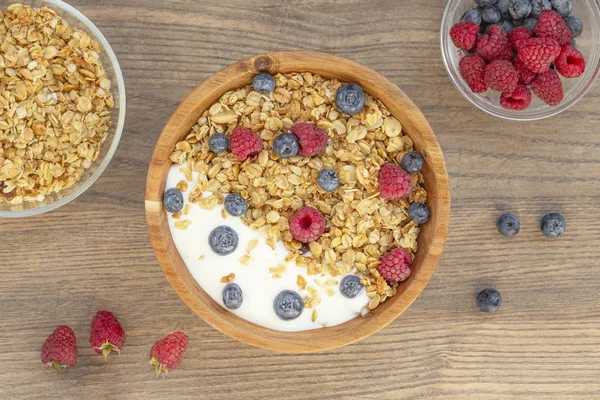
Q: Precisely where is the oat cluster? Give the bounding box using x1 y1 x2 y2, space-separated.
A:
170 72 427 310
0 4 114 204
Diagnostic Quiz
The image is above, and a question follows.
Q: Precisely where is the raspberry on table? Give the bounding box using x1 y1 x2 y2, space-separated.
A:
289 123 328 156
230 127 263 161
508 27 532 51
500 84 532 110
518 37 561 73
377 248 412 283
150 331 188 376
477 25 513 62
555 45 586 78
534 9 572 46
512 57 537 84
41 326 77 372
485 60 519 92
531 69 564 105
90 310 125 360
378 162 413 200
289 207 326 243
460 54 488 93
450 22 480 51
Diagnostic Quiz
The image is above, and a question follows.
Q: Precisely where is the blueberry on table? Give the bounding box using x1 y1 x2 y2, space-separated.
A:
550 0 572 18
224 193 248 217
340 275 363 299
408 202 430 224
335 83 365 115
163 188 184 213
274 290 304 320
209 226 239 255
497 213 520 237
482 6 502 24
477 288 502 312
461 8 483 25
541 213 566 238
252 73 276 94
209 133 228 154
222 283 243 310
509 0 532 20
401 152 424 174
317 169 339 192
273 132 299 158
564 16 583 38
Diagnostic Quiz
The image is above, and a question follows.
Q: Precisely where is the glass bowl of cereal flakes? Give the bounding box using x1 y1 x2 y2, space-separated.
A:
0 0 125 217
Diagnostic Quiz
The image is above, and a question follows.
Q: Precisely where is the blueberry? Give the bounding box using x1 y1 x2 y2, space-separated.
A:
208 133 228 154
482 6 502 24
335 83 365 115
222 283 243 310
530 0 551 17
209 226 239 255
564 16 583 38
509 0 532 20
224 193 248 217
461 8 483 25
163 188 184 213
273 132 299 158
340 275 363 299
299 243 310 255
477 288 502 312
408 202 430 224
317 169 339 192
523 16 538 31
541 213 566 238
550 0 571 18
475 0 498 6
497 213 520 237
498 0 511 16
252 73 276 94
401 152 424 173
273 290 303 320
496 18 514 33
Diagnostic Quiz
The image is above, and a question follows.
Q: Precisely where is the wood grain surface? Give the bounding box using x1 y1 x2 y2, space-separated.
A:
1 0 599 399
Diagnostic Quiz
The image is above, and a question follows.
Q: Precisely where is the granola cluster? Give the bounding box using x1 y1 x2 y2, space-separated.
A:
170 72 427 310
0 4 114 204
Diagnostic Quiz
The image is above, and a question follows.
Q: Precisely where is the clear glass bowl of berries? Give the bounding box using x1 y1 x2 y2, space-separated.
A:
441 0 600 120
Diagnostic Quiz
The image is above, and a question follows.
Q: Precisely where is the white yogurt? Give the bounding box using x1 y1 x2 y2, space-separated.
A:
166 164 369 332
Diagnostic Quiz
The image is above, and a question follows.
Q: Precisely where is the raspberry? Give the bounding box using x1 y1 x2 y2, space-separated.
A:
90 310 125 360
534 9 572 46
378 162 413 200
476 25 513 62
512 57 537 84
484 60 518 92
500 85 532 110
229 127 263 161
555 45 586 78
150 331 188 376
377 248 412 282
289 206 326 243
41 326 77 372
459 54 487 93
531 69 564 106
517 37 561 73
508 27 532 51
289 123 328 156
450 22 479 51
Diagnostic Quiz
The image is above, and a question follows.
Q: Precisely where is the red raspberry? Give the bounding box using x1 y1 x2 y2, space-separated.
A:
150 331 188 376
289 206 326 243
518 37 561 73
534 9 572 46
377 248 412 282
500 85 532 111
531 69 564 106
484 60 518 92
477 25 513 62
450 22 479 51
555 45 586 78
230 127 263 161
459 54 487 93
90 310 125 360
512 57 537 85
508 27 532 51
41 326 77 372
289 123 328 156
378 162 413 200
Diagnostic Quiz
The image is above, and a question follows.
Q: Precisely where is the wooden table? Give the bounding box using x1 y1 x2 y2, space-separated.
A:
1 1 599 398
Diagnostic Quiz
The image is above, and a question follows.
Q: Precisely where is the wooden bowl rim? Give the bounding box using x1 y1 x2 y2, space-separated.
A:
145 51 451 353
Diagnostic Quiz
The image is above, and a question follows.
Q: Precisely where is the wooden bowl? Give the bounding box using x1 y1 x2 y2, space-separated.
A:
145 51 451 353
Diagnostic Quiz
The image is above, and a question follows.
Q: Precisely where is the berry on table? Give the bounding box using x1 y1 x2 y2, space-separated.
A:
496 18 514 33
462 8 483 25
555 45 586 78
41 326 77 372
150 331 188 376
163 188 184 214
485 60 519 92
508 27 532 51
477 25 512 61
513 57 537 85
252 73 276 94
496 213 520 236
378 162 413 200
340 275 364 299
90 311 125 360
377 248 412 282
564 16 583 38
518 37 561 73
509 0 532 20
272 132 299 158
222 283 243 310
534 9 572 45
459 54 488 93
408 202 430 224
531 69 564 105
450 22 480 52
541 213 566 238
224 193 248 217
530 0 551 17
335 83 366 115
482 6 502 24
230 127 263 161
317 169 339 192
274 290 303 320
477 288 502 312
550 0 572 18
523 17 538 31
208 133 228 154
209 226 239 255
289 123 328 156
401 152 424 173
500 84 532 110
289 207 326 243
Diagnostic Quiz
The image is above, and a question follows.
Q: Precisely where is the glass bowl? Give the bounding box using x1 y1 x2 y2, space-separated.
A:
0 0 126 217
441 0 600 121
